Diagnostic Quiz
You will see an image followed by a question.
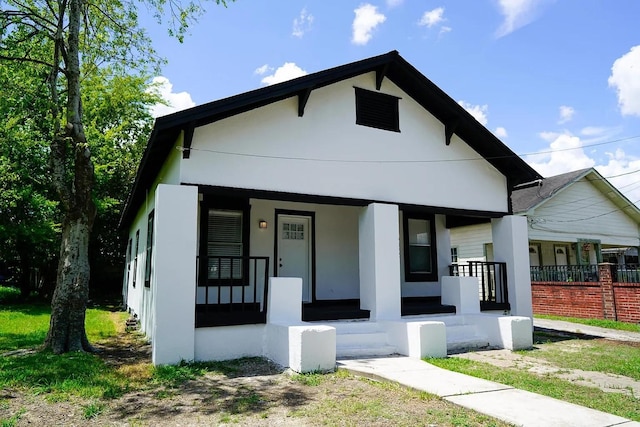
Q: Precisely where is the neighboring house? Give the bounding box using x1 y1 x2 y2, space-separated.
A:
120 51 539 369
451 167 640 281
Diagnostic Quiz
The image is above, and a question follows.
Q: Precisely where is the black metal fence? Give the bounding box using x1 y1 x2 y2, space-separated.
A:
530 265 599 282
615 264 640 283
196 256 270 327
449 261 509 307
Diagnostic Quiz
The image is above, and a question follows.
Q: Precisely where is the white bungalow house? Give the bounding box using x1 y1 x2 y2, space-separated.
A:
450 168 640 282
120 51 539 370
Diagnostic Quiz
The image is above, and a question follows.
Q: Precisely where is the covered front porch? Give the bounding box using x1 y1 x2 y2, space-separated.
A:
150 184 533 366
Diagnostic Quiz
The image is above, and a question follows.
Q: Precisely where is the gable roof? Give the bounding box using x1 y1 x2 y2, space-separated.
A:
512 167 640 223
120 50 541 228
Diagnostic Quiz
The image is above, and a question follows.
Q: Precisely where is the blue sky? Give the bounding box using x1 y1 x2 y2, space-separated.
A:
142 0 640 204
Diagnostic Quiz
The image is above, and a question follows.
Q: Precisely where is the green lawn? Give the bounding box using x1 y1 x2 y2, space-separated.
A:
428 329 640 421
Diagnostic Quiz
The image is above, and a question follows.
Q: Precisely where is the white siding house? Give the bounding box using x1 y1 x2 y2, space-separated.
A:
451 168 640 280
120 51 539 369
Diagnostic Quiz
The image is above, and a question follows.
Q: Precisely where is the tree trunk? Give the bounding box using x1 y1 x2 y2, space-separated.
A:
44 212 94 353
44 0 96 353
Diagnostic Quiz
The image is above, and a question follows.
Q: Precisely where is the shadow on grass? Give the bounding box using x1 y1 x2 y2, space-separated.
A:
0 350 128 399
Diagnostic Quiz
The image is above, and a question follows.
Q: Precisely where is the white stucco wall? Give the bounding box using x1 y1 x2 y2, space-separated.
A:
124 139 183 336
246 199 361 301
151 184 198 365
359 203 402 320
180 73 508 213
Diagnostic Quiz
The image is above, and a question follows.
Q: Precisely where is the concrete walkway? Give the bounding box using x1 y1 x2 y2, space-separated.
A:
338 356 640 427
534 318 640 342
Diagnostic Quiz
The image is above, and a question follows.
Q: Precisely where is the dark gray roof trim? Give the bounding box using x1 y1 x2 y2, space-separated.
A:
120 50 542 228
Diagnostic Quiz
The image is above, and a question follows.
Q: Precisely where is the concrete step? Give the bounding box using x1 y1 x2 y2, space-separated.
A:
330 320 384 334
445 324 490 353
336 331 388 348
336 344 397 359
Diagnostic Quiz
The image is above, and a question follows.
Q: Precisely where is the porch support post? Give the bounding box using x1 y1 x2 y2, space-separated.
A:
359 203 401 320
152 184 198 365
491 215 532 319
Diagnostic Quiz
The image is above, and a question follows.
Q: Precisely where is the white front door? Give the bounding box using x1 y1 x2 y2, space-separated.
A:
555 246 568 266
529 245 540 267
277 214 313 302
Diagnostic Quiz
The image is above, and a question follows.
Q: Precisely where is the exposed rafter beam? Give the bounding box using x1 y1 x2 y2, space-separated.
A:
376 64 389 90
298 88 312 117
445 118 460 146
182 122 196 159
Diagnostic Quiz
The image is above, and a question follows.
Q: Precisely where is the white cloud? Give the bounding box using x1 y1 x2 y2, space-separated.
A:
458 100 489 126
494 0 546 38
558 105 575 124
608 45 640 117
260 62 308 86
439 26 452 36
386 0 403 7
292 8 314 38
526 129 640 206
419 7 445 28
148 76 196 118
580 126 607 137
596 150 640 205
494 127 508 138
352 4 386 46
254 64 272 75
526 131 596 177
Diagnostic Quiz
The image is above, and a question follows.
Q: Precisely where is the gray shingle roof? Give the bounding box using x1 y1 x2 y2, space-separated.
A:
512 168 591 213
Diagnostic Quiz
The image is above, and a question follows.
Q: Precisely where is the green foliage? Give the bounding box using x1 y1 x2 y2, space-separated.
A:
0 286 20 304
291 372 325 386
82 402 105 419
536 314 640 332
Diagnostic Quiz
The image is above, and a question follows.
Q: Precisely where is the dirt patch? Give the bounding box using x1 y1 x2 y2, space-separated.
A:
1 331 508 427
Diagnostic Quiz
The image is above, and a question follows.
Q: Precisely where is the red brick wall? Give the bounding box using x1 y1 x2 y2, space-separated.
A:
613 282 640 323
532 282 603 319
531 264 640 322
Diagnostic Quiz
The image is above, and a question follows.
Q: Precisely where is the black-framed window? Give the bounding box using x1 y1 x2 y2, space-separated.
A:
402 212 437 282
144 210 154 288
126 238 132 287
132 230 140 288
199 196 250 286
451 247 458 263
355 87 400 132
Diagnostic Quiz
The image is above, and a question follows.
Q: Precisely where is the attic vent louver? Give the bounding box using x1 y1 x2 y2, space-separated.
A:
355 87 400 132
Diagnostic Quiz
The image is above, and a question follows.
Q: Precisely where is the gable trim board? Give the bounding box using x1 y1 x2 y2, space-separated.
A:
120 51 540 229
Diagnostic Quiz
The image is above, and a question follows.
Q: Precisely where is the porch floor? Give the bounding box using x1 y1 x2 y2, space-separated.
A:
401 297 456 316
302 297 456 322
303 300 370 322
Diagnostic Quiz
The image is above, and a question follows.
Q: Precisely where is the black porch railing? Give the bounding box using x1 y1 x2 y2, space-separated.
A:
530 265 599 282
450 261 509 309
196 256 269 327
615 264 640 283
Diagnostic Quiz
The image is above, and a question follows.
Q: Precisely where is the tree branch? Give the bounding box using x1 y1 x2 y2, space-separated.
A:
0 53 56 69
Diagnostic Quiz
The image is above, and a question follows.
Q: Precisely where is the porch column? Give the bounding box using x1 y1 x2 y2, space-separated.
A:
152 184 199 365
491 215 532 319
359 203 401 320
